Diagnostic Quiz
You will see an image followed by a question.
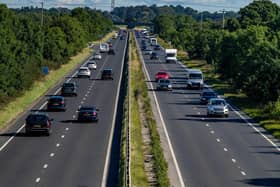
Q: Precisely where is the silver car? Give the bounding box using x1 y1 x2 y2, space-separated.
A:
157 79 172 91
207 98 229 117
87 61 97 70
77 67 91 78
93 53 102 60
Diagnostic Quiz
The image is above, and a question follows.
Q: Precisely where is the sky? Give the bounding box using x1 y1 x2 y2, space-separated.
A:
1 0 279 12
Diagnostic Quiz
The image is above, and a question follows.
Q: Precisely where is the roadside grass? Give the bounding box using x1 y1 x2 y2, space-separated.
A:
158 38 280 139
0 31 115 131
132 33 169 186
130 34 149 187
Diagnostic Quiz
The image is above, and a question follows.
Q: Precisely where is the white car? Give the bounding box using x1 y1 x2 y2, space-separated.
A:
207 98 229 117
77 67 91 78
93 53 102 60
87 61 97 70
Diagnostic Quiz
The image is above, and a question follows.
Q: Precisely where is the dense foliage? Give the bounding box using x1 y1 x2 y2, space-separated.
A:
153 0 280 104
112 5 237 26
0 5 113 104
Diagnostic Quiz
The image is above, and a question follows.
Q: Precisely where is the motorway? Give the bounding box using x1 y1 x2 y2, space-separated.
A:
135 31 280 187
0 31 128 187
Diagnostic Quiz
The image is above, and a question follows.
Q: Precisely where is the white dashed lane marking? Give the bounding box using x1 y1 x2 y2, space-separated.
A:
50 153 55 157
35 178 40 183
210 130 215 134
241 171 246 176
61 135 65 139
224 148 228 152
232 159 236 163
66 128 69 131
56 143 60 147
216 138 221 142
43 164 48 169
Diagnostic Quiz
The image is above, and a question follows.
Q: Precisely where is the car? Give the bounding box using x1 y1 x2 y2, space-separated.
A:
141 45 147 51
157 79 172 91
25 113 53 135
200 90 217 104
120 35 125 40
150 52 159 60
61 82 77 96
101 69 113 80
77 106 99 122
207 98 229 117
186 69 204 89
107 42 113 48
154 44 161 50
143 48 153 55
77 67 91 78
47 95 66 111
93 53 102 60
87 61 97 70
155 71 170 82
108 48 115 55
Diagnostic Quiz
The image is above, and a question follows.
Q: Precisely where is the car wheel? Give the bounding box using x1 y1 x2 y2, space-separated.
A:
25 129 30 135
225 114 229 118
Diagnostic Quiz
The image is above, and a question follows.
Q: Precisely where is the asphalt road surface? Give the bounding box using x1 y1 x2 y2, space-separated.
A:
0 31 128 187
135 30 280 187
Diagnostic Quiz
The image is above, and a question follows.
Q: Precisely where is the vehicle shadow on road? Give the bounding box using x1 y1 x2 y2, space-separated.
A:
0 132 45 137
242 178 280 187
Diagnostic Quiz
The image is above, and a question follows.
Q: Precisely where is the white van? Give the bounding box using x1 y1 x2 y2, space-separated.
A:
186 69 204 89
100 43 109 53
165 49 177 63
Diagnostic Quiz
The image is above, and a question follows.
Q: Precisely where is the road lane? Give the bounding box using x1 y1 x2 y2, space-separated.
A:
0 31 128 187
135 30 280 187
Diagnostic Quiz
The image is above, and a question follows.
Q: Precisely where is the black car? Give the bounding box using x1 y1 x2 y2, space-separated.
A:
150 52 159 60
47 96 66 111
200 90 218 104
101 69 113 80
25 113 53 135
77 106 99 122
120 35 125 40
141 44 147 51
61 82 77 96
108 48 115 55
154 44 161 50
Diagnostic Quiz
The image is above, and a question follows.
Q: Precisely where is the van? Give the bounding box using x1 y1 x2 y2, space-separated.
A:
186 69 204 89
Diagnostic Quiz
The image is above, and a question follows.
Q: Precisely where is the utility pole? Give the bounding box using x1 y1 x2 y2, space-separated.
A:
221 9 226 29
200 11 203 30
111 0 115 12
40 1 44 66
40 1 44 27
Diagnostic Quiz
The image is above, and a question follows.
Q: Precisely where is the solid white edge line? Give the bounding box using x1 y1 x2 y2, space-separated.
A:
0 124 25 152
177 60 280 152
101 33 127 187
135 33 186 187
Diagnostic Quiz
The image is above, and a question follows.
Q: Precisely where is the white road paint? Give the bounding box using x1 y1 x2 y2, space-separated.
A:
0 124 25 152
136 35 186 187
43 164 48 169
56 143 60 147
241 171 246 176
232 159 236 163
65 128 69 131
210 130 215 134
206 124 209 127
35 178 40 183
50 153 55 157
224 148 228 152
61 135 65 139
216 138 221 142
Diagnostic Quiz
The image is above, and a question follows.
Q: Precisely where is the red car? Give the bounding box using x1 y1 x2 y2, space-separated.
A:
155 71 170 82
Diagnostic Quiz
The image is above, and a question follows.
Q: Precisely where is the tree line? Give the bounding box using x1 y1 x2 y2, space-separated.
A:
153 0 280 108
0 5 113 105
112 5 237 26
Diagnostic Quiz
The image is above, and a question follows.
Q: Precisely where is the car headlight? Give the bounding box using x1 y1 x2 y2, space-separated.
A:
168 84 172 88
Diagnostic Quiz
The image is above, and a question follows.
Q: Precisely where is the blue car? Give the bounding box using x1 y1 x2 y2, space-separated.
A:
77 106 99 122
47 96 66 111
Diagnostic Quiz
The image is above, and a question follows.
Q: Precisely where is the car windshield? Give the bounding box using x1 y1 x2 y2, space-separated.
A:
79 68 88 71
211 100 226 105
189 73 202 79
27 114 48 123
203 92 216 97
63 83 74 87
103 70 112 74
160 79 170 83
49 97 62 102
80 107 96 111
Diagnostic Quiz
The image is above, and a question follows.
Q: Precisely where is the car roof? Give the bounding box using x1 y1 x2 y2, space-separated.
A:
80 67 89 70
209 98 225 102
28 112 48 116
79 106 97 110
103 68 112 71
157 71 167 74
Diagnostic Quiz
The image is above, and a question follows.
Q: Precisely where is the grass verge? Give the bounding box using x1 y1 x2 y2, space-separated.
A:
131 32 170 186
0 31 115 131
158 38 280 139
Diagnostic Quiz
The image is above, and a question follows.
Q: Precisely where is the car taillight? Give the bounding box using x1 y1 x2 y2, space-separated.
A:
61 101 65 104
93 112 97 116
47 121 51 128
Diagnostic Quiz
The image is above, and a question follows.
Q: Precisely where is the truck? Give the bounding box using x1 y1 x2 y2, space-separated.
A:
100 43 109 53
165 49 177 63
150 37 157 46
186 69 204 89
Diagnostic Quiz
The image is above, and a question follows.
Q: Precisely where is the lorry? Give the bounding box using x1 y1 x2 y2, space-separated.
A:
165 49 177 63
186 69 204 89
100 43 109 53
150 37 157 46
